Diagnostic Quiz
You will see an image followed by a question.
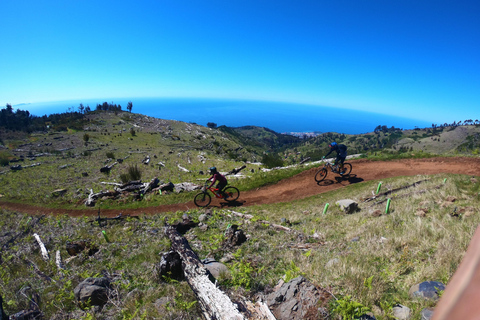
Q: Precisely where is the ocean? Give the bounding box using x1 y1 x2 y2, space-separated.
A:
17 98 431 135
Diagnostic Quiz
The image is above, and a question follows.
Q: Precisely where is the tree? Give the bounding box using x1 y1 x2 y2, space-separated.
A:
127 101 133 113
78 103 85 114
207 122 217 129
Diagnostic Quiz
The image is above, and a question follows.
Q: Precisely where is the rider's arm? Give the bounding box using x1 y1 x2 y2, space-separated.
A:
208 174 217 187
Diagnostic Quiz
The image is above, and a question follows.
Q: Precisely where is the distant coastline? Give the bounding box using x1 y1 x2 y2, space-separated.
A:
16 98 431 135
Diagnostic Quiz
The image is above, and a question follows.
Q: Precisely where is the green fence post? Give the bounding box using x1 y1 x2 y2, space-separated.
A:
323 203 330 215
102 230 110 243
376 182 382 194
386 198 391 214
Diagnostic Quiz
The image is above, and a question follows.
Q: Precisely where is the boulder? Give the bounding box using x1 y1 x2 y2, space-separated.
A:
409 281 445 301
335 199 359 214
420 308 434 320
392 304 411 320
264 276 332 320
74 277 111 307
202 258 230 279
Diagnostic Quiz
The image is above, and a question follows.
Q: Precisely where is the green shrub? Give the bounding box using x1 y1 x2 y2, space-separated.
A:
120 164 142 183
331 295 371 320
262 153 284 169
106 151 115 159
0 155 9 166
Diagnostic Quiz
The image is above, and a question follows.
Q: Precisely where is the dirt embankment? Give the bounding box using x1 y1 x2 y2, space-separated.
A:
1 157 479 217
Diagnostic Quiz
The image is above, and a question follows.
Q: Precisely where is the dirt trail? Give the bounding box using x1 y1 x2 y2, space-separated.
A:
1 157 479 217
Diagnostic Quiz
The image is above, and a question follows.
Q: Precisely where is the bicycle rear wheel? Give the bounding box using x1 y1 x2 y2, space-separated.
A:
194 192 211 207
314 168 328 182
340 163 352 176
223 186 240 201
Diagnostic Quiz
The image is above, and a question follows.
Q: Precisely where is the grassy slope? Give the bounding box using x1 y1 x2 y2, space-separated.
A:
1 173 479 319
1 111 480 319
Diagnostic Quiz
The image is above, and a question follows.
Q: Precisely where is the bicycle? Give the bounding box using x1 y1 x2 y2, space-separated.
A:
314 161 352 182
194 182 240 207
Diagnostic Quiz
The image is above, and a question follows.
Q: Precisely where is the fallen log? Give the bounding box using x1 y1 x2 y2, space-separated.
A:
85 189 120 207
100 161 118 173
165 223 277 319
226 165 247 176
165 224 246 320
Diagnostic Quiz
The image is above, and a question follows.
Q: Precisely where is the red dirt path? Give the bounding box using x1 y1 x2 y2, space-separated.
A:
1 157 479 217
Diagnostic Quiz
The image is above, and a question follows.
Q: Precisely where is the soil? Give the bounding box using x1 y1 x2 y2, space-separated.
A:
1 157 479 218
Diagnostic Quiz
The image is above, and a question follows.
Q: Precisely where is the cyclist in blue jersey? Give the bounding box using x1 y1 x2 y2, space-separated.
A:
323 142 348 174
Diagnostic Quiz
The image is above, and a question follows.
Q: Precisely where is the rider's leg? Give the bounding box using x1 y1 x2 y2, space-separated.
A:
217 182 227 198
339 157 346 174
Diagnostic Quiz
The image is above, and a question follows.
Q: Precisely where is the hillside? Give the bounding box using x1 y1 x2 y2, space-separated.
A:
1 108 480 319
285 125 480 162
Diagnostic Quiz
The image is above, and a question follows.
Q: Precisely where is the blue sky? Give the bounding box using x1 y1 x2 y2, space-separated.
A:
1 0 479 124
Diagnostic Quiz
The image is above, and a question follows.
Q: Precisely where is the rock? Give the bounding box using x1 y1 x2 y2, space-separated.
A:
74 277 111 307
154 297 172 313
392 304 411 320
420 308 434 320
415 208 429 217
66 240 98 256
371 209 383 217
158 251 184 281
446 196 457 203
202 258 230 279
335 199 359 214
264 276 332 320
224 225 247 247
220 253 234 263
351 237 360 242
198 214 209 222
325 258 340 268
409 281 445 301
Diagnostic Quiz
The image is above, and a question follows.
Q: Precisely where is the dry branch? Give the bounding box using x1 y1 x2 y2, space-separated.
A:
226 165 247 176
165 223 277 319
165 224 246 319
363 179 429 202
33 233 49 260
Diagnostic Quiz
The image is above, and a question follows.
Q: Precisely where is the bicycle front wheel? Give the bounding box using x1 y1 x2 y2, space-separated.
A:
314 168 328 182
194 192 211 207
340 163 352 175
224 186 240 201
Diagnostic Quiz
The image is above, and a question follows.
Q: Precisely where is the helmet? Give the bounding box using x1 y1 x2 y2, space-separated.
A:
329 142 337 148
209 166 217 174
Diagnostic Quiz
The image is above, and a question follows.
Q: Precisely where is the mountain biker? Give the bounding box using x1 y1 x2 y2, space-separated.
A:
207 167 228 198
323 142 348 174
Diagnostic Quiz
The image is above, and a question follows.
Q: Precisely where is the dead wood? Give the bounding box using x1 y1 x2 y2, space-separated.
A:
299 157 311 164
225 210 293 232
91 210 139 227
165 224 246 319
100 161 118 173
165 222 277 319
363 179 429 202
367 183 444 207
33 233 49 260
85 189 120 206
226 165 247 176
23 258 54 283
1 215 45 258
